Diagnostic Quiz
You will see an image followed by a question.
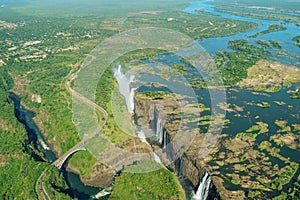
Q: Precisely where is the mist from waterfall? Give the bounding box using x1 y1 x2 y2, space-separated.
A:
113 65 135 114
114 66 162 164
192 172 211 200
156 118 164 144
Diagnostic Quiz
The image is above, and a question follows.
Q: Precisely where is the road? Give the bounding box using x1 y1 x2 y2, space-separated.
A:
36 168 50 200
36 54 109 200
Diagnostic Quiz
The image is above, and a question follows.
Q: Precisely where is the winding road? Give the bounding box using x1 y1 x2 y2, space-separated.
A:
36 54 109 200
36 168 50 200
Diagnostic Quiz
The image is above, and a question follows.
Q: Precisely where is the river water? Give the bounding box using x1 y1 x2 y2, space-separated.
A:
183 0 300 198
184 0 300 67
9 1 300 199
134 0 300 198
10 94 102 200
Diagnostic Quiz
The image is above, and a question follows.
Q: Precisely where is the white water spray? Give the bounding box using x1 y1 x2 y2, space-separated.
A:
39 138 50 150
156 118 164 144
114 65 163 164
114 65 135 114
192 172 211 200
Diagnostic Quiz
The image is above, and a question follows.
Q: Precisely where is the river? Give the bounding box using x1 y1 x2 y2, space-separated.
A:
135 0 300 198
184 0 300 198
184 0 300 67
10 94 103 200
9 1 300 199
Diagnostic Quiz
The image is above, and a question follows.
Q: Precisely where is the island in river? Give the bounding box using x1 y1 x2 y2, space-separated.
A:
0 0 299 199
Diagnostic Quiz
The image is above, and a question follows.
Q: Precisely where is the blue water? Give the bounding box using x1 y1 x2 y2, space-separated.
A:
183 0 300 66
180 1 300 198
136 1 300 198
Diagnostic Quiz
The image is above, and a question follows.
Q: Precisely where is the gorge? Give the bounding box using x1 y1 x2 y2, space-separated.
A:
114 64 219 199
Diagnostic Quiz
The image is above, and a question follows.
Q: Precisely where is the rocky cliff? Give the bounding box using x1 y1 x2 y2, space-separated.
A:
134 92 220 200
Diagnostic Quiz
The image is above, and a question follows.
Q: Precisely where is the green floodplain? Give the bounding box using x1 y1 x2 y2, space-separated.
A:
0 0 300 199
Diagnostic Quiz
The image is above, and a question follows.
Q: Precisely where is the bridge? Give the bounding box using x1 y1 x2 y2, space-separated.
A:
52 61 108 170
36 60 109 200
52 142 86 169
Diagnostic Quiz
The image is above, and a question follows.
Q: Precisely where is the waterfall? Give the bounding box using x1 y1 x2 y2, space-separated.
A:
156 118 164 144
117 64 121 74
163 129 167 149
128 86 135 114
153 152 162 164
93 186 112 199
137 129 148 144
192 172 211 200
114 65 163 165
177 158 182 177
113 65 135 114
135 125 163 164
156 119 167 149
39 139 50 150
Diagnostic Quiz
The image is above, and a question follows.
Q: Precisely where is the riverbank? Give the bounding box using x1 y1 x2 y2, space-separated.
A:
9 93 106 199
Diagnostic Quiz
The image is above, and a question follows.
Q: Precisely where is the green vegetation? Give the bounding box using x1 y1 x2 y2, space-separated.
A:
216 7 300 22
116 11 258 40
257 102 271 108
250 24 287 38
228 39 271 56
95 67 134 144
258 141 299 191
10 0 189 18
213 0 300 21
41 167 72 200
256 40 272 49
110 161 185 200
293 36 300 47
0 67 42 199
214 0 300 11
138 91 174 100
214 39 269 86
0 68 71 199
231 179 240 185
68 151 97 178
269 40 282 49
291 88 300 99
256 40 282 49
198 115 212 126
275 120 291 133
1 0 299 199
236 132 257 144
245 122 269 134
195 9 220 16
274 101 286 106
248 190 261 198
187 80 207 89
237 60 300 92
216 50 257 85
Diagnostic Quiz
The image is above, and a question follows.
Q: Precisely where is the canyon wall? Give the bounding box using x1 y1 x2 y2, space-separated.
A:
134 94 220 200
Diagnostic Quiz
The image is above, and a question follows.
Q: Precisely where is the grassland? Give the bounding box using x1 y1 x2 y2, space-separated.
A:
249 24 287 38
213 0 300 11
213 6 300 22
0 0 290 198
206 123 299 199
255 40 282 51
237 60 300 92
214 39 268 86
212 0 300 16
110 161 185 200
